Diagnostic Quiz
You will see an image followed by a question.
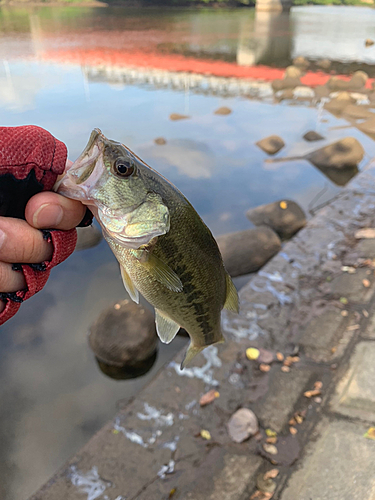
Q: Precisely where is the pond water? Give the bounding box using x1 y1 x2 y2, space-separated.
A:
1 4 375 500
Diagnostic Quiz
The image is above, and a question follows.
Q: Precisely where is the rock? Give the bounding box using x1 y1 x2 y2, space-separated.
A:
365 39 374 47
303 131 325 142
316 59 331 70
154 137 167 145
358 117 375 137
246 200 306 240
342 104 373 120
217 227 281 277
293 56 309 70
276 88 294 101
170 113 190 121
284 66 302 79
314 85 330 99
96 351 157 380
293 86 315 99
327 77 350 91
324 92 356 114
89 300 158 368
272 77 301 91
75 225 103 251
256 474 277 494
349 71 368 90
227 408 259 443
214 106 232 115
256 135 285 155
306 137 363 186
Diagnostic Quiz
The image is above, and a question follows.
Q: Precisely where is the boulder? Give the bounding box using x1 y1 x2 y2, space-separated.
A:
75 225 103 251
96 351 157 380
155 137 167 145
271 77 301 92
284 66 302 79
170 113 190 121
314 85 330 100
303 131 325 142
342 104 373 120
316 59 331 70
349 71 368 90
246 200 306 240
217 227 281 277
214 106 232 115
89 300 158 369
365 39 374 47
327 77 350 91
324 92 355 115
256 135 285 155
276 88 294 101
293 56 310 70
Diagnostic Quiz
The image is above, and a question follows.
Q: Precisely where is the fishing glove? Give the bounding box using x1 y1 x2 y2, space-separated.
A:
0 125 91 325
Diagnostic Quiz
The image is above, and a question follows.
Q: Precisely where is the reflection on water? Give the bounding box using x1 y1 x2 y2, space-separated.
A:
1 4 375 500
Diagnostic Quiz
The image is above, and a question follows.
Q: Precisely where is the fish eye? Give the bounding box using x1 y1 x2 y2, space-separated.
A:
114 158 135 178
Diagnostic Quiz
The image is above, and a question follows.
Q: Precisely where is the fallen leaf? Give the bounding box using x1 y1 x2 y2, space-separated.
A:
340 297 349 305
227 408 259 443
266 437 278 444
304 389 321 398
260 435 300 466
257 473 277 494
363 309 369 318
200 429 211 440
169 488 177 498
199 389 219 407
263 443 278 455
263 469 279 480
170 113 190 121
295 414 304 425
280 201 288 209
112 429 119 434
291 356 300 363
290 427 298 435
250 491 273 500
246 347 260 360
364 427 375 440
314 397 322 404
276 352 284 362
289 418 296 426
314 381 323 390
331 346 337 354
363 279 371 288
260 364 271 372
341 310 349 317
355 228 375 239
281 366 290 373
347 324 360 331
342 266 356 273
265 429 277 437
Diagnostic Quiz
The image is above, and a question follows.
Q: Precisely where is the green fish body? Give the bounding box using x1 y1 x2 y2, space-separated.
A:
58 129 238 368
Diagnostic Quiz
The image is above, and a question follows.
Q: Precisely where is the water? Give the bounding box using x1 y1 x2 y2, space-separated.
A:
1 5 375 500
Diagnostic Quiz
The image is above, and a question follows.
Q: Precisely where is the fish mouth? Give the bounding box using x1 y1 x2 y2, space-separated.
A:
55 128 104 202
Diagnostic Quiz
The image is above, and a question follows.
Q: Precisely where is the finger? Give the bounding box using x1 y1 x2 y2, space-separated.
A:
25 191 86 231
0 262 26 292
0 217 53 264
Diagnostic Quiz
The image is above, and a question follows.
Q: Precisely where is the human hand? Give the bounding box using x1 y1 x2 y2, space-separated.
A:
0 187 86 314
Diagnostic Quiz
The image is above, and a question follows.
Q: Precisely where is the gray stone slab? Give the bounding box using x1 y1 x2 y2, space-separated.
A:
331 341 375 421
281 419 375 500
330 268 375 303
363 311 375 339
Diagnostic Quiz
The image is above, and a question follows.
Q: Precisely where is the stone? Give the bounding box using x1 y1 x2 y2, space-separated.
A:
324 92 355 114
332 341 375 421
214 106 232 115
75 225 103 251
293 56 309 70
316 58 331 70
364 312 375 340
357 117 375 137
89 300 158 368
284 66 302 79
246 200 306 240
271 77 301 92
330 267 374 303
314 85 330 99
302 131 325 142
281 419 375 500
349 70 368 90
256 135 285 155
217 227 281 277
365 38 375 47
327 76 350 91
169 113 190 121
227 408 259 443
277 88 294 101
342 104 373 120
154 137 166 145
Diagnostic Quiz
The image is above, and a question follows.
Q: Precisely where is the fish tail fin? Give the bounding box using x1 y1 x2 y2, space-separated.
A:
181 343 204 370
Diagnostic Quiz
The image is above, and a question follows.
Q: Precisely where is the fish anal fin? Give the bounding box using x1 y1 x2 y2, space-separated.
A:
120 265 139 304
224 274 239 313
155 309 180 344
132 250 183 293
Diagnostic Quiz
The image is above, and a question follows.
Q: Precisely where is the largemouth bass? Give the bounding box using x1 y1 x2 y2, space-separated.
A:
58 129 238 368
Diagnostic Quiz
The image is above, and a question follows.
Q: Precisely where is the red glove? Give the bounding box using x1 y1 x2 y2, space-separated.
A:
0 125 89 325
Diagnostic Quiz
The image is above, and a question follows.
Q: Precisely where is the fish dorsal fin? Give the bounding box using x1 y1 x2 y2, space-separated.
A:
155 309 180 344
132 250 183 293
224 274 239 313
120 265 140 304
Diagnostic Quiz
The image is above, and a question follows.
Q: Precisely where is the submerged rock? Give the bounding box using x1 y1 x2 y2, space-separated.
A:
316 58 331 70
256 135 285 155
154 137 167 145
246 200 306 240
170 113 190 121
214 106 232 115
358 117 375 137
89 300 158 369
75 225 103 251
365 39 375 47
303 131 325 142
217 227 281 277
342 104 374 120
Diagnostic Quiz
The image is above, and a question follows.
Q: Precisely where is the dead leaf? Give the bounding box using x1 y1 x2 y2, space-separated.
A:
355 228 375 239
246 347 260 360
295 414 304 425
250 491 274 500
266 437 278 444
347 324 360 331
260 364 271 372
199 389 219 407
364 427 375 440
304 389 321 398
314 381 323 390
362 279 371 288
276 352 284 362
290 427 298 435
340 297 349 305
169 488 177 498
289 418 296 426
263 443 278 455
265 429 277 437
281 366 290 373
363 309 369 318
341 310 348 317
314 397 322 404
256 473 277 494
227 408 259 443
170 113 190 121
263 469 279 480
342 266 356 273
200 429 211 440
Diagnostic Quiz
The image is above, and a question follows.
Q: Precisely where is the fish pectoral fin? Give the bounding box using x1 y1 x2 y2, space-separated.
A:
155 309 180 344
224 274 239 313
120 265 140 304
139 253 183 293
181 343 204 370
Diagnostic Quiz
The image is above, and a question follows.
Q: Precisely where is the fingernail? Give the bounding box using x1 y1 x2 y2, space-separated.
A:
33 204 63 228
0 229 6 249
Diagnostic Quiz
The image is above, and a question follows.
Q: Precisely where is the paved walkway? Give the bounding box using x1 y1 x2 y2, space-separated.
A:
30 159 375 500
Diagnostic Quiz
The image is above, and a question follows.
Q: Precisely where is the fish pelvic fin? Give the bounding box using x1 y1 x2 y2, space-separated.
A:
224 273 239 313
120 265 139 304
131 250 183 293
181 343 205 370
155 309 180 344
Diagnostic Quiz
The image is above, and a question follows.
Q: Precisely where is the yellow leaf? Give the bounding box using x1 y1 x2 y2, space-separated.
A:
112 429 119 434
280 201 288 209
200 429 211 440
246 347 260 360
265 428 277 437
364 427 375 440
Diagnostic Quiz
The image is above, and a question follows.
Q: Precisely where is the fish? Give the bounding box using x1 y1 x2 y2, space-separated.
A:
57 129 238 368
